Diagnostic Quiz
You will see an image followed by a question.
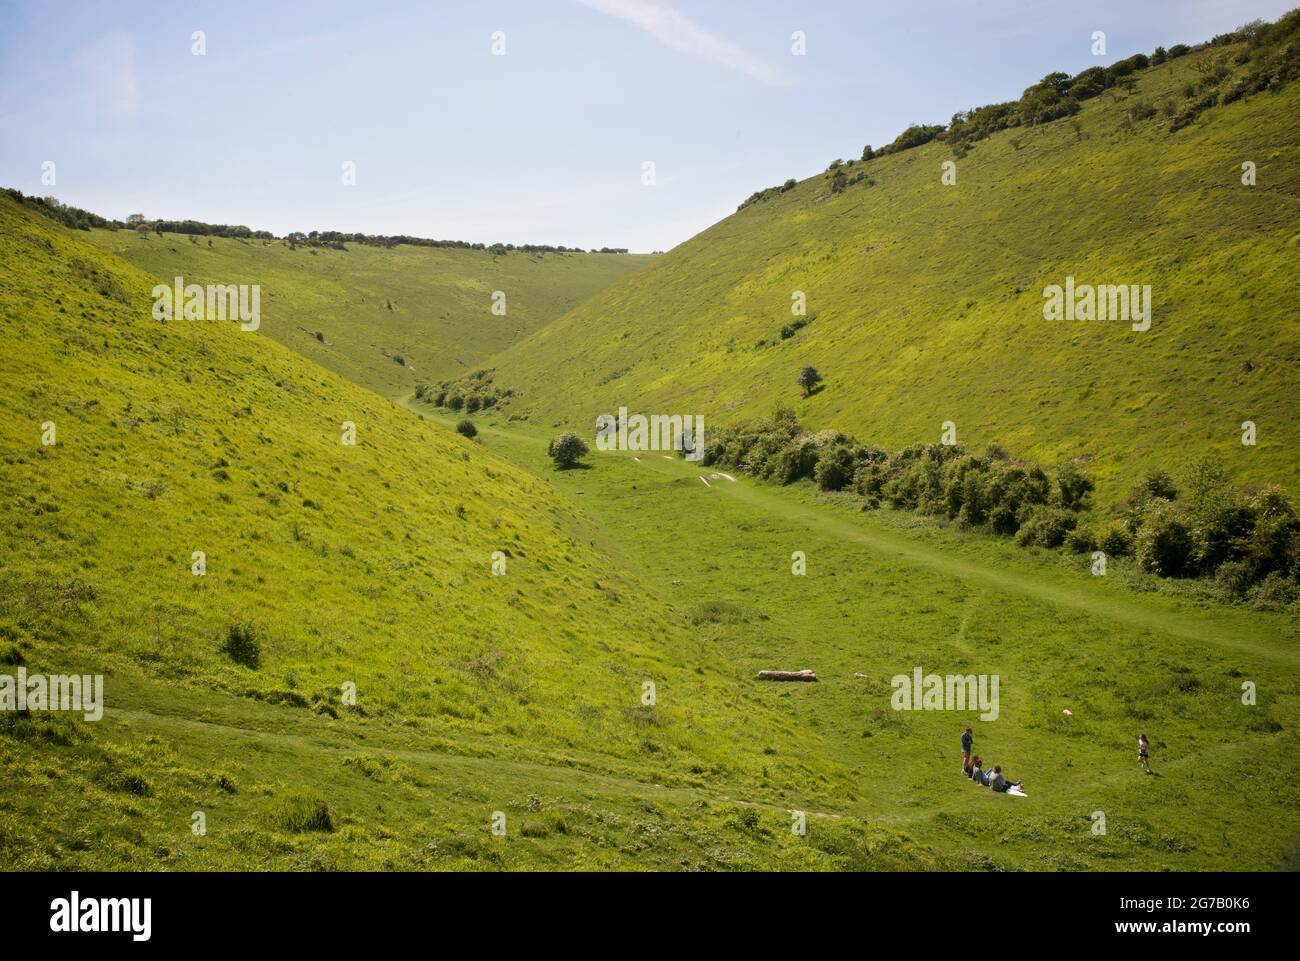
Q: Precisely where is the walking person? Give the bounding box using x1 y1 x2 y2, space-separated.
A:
1138 734 1153 774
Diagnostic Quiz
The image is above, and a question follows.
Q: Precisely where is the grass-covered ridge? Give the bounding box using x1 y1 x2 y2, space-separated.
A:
82 223 651 401
0 193 926 869
476 22 1300 509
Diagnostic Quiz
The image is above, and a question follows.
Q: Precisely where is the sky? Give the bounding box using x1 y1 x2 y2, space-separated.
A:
1 0 1294 252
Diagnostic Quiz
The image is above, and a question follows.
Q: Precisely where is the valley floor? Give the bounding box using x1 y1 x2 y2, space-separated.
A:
4 399 1295 871
405 403 1300 871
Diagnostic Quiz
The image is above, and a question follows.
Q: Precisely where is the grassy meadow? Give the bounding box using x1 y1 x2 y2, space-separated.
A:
413 407 1300 871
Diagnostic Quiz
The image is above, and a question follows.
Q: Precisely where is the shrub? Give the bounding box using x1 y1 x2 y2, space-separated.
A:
814 446 856 491
465 395 482 413
773 437 819 484
222 622 261 669
455 420 477 439
1135 502 1194 577
1096 521 1135 557
1015 506 1077 548
1064 525 1096 554
1214 560 1253 600
446 395 465 411
1244 513 1299 580
796 365 823 397
547 432 589 469
1056 463 1094 510
1249 572 1299 610
989 504 1019 536
1128 470 1178 509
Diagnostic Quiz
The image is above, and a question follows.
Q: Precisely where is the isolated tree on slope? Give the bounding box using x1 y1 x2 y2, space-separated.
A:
797 365 824 397
548 432 589 469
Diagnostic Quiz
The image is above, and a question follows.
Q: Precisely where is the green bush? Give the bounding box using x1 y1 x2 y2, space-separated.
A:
1128 470 1178 509
814 446 856 491
989 504 1019 536
1015 506 1077 548
1135 502 1194 577
455 419 477 439
1096 521 1134 557
1214 559 1253 600
773 437 818 484
1064 525 1096 554
1249 572 1299 610
222 622 261 669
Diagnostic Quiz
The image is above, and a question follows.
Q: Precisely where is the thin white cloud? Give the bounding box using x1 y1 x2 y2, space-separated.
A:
576 0 783 85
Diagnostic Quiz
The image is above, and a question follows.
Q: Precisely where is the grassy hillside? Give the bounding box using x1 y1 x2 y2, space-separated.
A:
83 227 650 400
412 406 1300 872
474 36 1300 508
0 194 927 870
4 190 1297 872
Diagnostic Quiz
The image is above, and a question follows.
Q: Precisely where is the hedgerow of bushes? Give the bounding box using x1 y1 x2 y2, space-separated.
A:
415 368 513 414
701 410 1298 607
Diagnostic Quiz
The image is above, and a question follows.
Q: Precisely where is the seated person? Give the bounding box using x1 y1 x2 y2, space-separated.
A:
986 764 1022 792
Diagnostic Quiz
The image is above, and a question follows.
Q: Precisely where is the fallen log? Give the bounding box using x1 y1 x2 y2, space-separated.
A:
756 669 817 682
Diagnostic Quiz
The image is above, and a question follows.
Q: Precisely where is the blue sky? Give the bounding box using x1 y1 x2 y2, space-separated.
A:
1 0 1293 251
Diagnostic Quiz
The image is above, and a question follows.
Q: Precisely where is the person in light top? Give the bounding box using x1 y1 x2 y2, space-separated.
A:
986 764 1023 793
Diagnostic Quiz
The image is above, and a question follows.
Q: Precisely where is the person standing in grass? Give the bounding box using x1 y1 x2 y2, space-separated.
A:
1138 734 1152 774
961 726 974 773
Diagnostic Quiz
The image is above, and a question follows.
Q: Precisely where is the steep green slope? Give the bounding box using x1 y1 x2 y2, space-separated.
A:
478 39 1300 507
0 195 919 870
83 227 650 400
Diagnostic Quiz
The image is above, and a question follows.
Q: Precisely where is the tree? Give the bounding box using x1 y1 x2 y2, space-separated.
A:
455 420 477 439
1056 462 1094 510
797 365 823 397
547 432 589 469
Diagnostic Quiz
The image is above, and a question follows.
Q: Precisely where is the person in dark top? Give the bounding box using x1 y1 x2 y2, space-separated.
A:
968 756 987 786
961 727 973 773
